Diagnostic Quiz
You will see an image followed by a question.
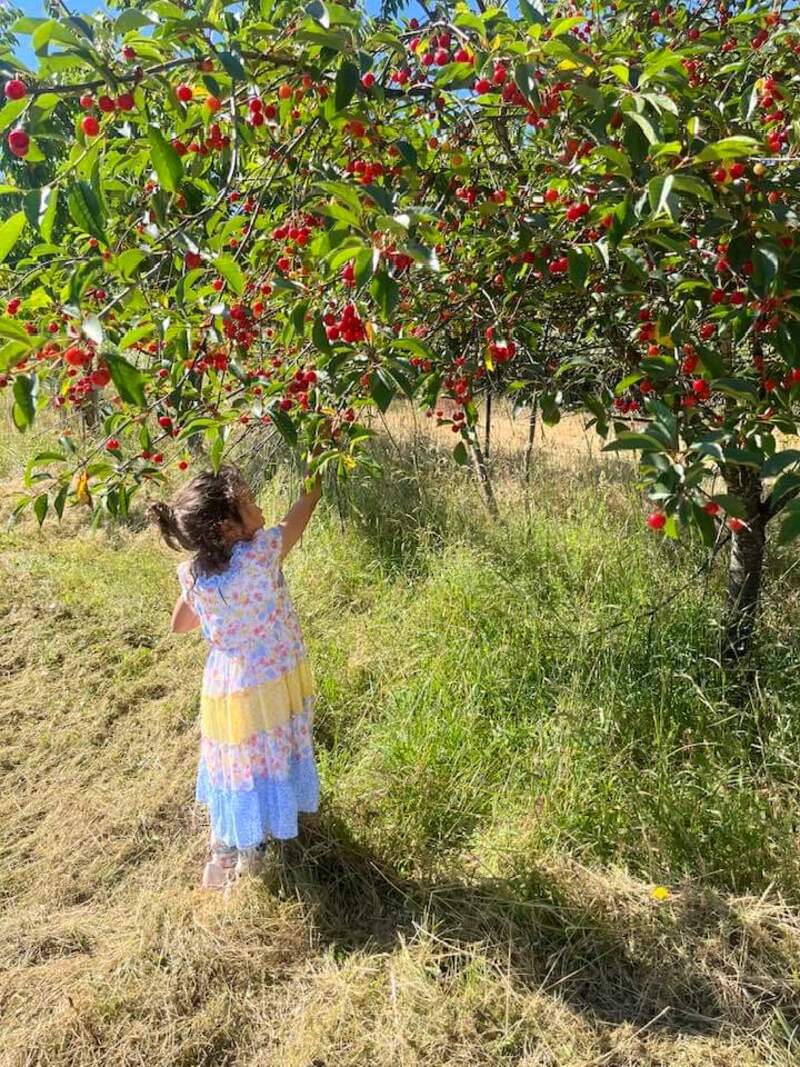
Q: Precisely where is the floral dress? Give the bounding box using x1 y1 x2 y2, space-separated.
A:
177 526 319 848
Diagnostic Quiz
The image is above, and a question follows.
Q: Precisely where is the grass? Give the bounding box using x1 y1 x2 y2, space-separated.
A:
2 403 800 1065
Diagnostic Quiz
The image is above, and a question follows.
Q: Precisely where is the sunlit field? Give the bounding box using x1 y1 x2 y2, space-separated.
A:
2 404 800 1066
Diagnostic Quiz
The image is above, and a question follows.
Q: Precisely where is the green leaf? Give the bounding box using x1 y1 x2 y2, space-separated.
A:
12 374 36 430
712 377 759 400
395 140 417 168
671 175 714 204
694 136 760 162
147 126 184 193
370 368 396 413
603 432 666 453
763 450 800 478
116 249 147 280
67 181 106 244
104 351 148 407
120 323 155 349
39 186 58 243
218 50 247 81
0 211 26 264
567 248 589 288
370 271 399 321
334 61 359 112
312 313 333 355
53 484 68 520
709 493 747 519
771 471 800 510
33 493 48 527
648 174 675 219
778 501 800 545
215 254 245 295
453 441 469 465
594 146 632 181
0 97 27 134
270 405 298 446
115 9 153 32
624 110 658 145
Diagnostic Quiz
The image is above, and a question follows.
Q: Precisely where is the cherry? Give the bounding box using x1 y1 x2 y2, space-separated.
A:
729 161 746 179
544 188 559 204
184 251 202 269
79 94 93 109
647 512 666 530
206 94 221 111
8 127 29 157
699 322 716 339
122 45 136 61
176 84 193 102
703 501 721 515
729 517 746 533
278 83 293 100
98 95 115 113
361 72 375 88
82 115 100 137
178 460 189 471
4 78 27 100
474 78 491 94
692 378 711 399
106 438 120 451
91 366 111 387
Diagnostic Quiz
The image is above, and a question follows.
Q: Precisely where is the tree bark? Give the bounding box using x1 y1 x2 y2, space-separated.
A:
484 389 492 460
470 436 499 519
722 466 766 664
524 396 538 485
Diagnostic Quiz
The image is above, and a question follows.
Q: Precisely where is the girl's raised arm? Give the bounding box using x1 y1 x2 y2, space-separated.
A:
277 473 322 562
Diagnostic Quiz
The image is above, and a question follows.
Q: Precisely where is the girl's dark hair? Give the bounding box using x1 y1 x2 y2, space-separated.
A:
151 465 248 578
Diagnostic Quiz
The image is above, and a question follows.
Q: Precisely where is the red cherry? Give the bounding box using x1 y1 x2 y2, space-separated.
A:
91 366 111 387
178 460 189 471
106 438 120 452
361 72 375 88
278 83 293 100
703 501 721 516
647 512 667 530
474 78 491 94
158 415 172 429
729 517 746 533
8 127 30 157
434 49 449 66
729 161 746 179
4 78 27 100
82 115 100 137
98 95 115 113
712 166 728 183
64 346 87 367
206 94 221 112
176 84 193 102
545 188 559 204
79 94 94 109
710 288 726 304
692 378 711 399
122 45 137 61
184 251 202 269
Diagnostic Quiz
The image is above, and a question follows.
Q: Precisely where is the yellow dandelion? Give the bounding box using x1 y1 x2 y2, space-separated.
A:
650 885 670 902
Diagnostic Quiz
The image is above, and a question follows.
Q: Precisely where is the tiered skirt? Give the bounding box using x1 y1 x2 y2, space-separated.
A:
196 656 319 847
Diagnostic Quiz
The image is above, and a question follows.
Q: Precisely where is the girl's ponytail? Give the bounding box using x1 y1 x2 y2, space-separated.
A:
151 501 189 552
151 466 246 577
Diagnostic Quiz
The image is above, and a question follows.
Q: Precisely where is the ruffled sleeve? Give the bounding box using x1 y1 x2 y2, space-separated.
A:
177 560 197 607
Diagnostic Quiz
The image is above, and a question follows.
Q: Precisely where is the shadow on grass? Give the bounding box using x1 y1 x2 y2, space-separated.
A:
261 810 798 1043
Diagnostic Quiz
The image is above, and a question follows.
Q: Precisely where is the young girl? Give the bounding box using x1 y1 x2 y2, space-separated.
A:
152 464 322 889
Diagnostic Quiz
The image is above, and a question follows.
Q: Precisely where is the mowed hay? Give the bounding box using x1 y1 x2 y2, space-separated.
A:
2 406 800 1066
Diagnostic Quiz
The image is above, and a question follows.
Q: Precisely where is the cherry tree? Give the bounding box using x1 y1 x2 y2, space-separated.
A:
1 0 799 658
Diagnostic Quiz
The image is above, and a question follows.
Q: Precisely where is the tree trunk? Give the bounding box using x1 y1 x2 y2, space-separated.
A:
524 396 538 485
484 390 492 460
470 436 499 519
722 466 766 664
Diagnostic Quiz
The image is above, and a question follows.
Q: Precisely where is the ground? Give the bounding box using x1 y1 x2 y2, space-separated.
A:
1 405 799 1066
